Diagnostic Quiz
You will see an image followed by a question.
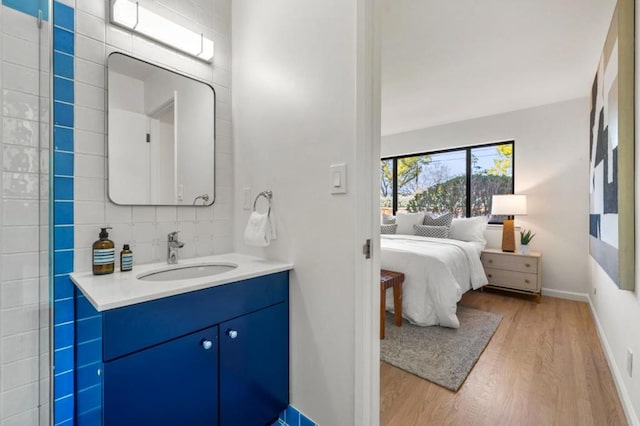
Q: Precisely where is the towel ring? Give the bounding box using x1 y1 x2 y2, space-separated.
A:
253 190 273 215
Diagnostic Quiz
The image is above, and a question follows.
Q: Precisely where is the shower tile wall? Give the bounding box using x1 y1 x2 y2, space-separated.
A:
71 0 233 272
0 1 51 425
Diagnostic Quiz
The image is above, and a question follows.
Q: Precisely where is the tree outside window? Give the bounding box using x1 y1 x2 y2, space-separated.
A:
380 142 513 223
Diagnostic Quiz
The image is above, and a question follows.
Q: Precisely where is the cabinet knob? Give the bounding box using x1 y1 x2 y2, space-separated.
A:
487 274 492 278
227 329 238 339
201 339 213 350
525 279 530 284
488 259 493 263
525 263 531 268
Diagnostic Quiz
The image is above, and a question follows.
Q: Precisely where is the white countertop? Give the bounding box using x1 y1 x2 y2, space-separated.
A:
70 253 293 312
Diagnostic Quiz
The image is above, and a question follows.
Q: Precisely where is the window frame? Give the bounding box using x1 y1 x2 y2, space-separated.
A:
381 140 515 224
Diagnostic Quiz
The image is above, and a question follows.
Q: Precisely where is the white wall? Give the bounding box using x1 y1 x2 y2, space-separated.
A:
383 98 590 296
72 0 232 271
588 5 640 424
232 1 365 424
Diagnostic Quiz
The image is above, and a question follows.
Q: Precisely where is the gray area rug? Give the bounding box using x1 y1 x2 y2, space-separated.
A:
380 305 502 392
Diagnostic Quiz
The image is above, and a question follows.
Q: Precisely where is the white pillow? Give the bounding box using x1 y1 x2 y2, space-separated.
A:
449 216 489 244
382 214 396 224
395 212 425 235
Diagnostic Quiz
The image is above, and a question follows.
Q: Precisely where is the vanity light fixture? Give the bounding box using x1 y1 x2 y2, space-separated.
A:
111 0 214 63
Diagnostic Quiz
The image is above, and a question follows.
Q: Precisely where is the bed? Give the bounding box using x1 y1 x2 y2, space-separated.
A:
381 234 488 328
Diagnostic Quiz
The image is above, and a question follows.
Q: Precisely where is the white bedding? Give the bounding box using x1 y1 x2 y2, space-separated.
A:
381 235 488 328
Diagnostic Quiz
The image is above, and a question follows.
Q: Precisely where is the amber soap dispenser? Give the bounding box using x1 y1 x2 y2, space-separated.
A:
93 227 115 275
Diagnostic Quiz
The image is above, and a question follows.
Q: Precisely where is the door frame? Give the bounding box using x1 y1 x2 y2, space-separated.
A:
354 0 381 424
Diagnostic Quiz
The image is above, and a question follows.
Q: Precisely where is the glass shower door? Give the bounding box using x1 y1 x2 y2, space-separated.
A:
0 1 52 425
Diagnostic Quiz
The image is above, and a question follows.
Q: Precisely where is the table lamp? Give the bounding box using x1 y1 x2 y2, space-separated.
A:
491 194 527 252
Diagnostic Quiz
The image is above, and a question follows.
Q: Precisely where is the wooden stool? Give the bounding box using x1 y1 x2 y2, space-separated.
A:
380 269 404 339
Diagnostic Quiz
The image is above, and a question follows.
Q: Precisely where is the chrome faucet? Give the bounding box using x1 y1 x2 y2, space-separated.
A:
167 231 184 264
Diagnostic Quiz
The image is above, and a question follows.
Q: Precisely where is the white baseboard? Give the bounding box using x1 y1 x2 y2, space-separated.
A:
588 296 640 426
541 288 589 302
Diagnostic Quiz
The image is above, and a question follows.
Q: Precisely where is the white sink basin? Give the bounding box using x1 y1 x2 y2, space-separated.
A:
138 263 238 282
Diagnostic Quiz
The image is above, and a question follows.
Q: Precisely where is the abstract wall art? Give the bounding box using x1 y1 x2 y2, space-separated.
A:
589 0 635 291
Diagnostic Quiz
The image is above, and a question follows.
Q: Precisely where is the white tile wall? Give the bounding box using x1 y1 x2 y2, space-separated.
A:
72 0 234 273
0 5 50 426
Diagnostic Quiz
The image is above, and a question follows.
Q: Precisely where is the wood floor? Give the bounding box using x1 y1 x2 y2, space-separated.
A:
380 290 627 426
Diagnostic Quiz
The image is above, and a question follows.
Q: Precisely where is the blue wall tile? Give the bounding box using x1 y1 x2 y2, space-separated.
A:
54 126 74 152
2 0 49 20
285 406 300 425
76 363 101 390
54 77 74 104
76 408 101 426
53 176 73 201
54 370 74 399
54 298 74 324
53 27 74 55
76 296 99 321
53 52 74 79
54 395 74 424
54 226 74 250
76 316 102 342
53 151 74 176
54 322 74 348
54 250 74 275
54 201 74 225
54 347 74 373
53 1 73 30
53 101 74 127
77 385 101 414
300 414 315 426
76 339 101 367
54 275 74 300
279 406 316 426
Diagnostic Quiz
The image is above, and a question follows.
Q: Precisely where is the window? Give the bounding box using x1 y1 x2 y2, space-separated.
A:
380 141 514 223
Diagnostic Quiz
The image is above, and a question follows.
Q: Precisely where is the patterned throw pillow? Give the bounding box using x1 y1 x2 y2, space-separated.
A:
381 224 398 234
423 212 454 227
413 224 449 239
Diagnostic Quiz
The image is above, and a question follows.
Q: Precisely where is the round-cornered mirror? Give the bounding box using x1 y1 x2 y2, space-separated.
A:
107 52 215 206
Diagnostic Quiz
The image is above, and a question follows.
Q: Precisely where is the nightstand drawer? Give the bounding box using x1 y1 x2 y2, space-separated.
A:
481 253 538 274
485 268 538 292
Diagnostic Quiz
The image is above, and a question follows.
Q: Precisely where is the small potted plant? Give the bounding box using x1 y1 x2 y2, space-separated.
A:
520 229 535 255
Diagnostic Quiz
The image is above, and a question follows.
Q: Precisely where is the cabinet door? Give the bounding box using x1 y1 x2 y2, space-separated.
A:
220 303 288 426
103 326 218 426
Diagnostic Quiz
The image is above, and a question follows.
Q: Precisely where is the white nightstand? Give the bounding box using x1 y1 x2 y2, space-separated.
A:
480 248 542 302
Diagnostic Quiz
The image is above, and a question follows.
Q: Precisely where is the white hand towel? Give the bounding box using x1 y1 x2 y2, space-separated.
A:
269 211 277 240
244 212 272 247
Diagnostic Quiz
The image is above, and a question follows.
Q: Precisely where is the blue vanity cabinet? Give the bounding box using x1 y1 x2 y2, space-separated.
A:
99 271 289 426
220 302 289 426
103 326 219 426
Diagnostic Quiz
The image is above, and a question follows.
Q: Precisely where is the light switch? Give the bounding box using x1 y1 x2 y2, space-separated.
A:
333 171 341 187
330 163 347 194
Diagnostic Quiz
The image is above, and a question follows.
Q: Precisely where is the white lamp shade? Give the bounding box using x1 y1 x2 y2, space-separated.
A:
491 194 527 216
